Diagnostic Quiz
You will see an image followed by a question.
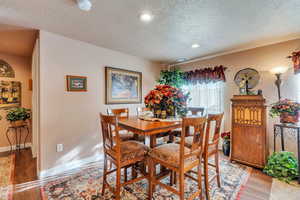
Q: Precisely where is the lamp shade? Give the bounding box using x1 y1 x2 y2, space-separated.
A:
270 66 289 74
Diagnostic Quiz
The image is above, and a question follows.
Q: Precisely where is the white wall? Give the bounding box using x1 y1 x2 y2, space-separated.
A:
178 39 300 156
39 31 160 176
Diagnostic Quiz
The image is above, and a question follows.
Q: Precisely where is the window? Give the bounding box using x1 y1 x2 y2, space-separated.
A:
182 81 225 114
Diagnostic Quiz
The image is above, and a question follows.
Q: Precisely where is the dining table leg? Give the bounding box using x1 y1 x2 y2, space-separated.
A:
150 135 157 148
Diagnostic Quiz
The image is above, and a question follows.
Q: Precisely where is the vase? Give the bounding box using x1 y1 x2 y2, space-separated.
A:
222 140 230 156
280 112 299 124
10 120 26 127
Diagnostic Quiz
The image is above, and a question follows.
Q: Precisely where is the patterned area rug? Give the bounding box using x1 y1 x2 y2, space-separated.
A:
41 158 251 200
0 154 15 200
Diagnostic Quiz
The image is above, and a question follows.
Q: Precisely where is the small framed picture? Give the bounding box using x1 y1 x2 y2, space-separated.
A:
66 75 87 92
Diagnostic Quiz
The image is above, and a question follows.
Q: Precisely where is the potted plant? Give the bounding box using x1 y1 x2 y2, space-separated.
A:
6 107 31 127
270 99 300 124
221 132 230 156
157 68 186 88
263 151 299 183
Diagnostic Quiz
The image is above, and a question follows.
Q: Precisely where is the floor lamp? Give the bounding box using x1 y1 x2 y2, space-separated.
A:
270 66 288 101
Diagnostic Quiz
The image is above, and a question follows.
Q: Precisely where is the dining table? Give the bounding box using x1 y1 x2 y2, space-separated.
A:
118 116 182 148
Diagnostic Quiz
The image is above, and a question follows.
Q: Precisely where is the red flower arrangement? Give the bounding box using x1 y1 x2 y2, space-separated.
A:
221 132 230 140
144 85 190 116
270 99 300 124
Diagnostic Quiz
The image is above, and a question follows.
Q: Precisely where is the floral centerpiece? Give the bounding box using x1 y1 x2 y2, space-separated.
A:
270 99 300 124
221 132 230 156
144 85 190 118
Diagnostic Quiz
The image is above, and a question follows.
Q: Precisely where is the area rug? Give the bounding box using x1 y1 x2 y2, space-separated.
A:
269 179 300 200
41 158 251 200
0 154 15 200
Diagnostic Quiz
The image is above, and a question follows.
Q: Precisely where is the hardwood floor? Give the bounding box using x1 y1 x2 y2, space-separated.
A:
0 148 272 200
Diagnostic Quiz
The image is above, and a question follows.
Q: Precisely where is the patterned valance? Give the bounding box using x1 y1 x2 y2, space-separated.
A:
184 65 227 84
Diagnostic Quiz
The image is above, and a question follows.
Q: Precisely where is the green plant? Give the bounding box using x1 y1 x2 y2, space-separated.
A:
6 107 31 122
263 151 299 183
157 68 186 88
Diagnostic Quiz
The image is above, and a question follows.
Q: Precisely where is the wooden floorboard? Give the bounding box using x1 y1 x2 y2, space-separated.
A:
0 149 273 200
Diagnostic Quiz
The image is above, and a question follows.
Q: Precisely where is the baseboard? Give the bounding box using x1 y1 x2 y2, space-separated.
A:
0 143 32 153
39 153 104 179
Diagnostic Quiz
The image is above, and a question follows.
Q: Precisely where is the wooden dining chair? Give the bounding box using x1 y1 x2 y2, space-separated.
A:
202 113 224 200
171 107 205 140
148 116 206 200
107 108 137 141
100 114 149 200
187 107 205 117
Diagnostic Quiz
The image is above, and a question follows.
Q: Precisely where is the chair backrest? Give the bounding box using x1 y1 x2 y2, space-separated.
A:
107 108 129 118
204 113 224 151
187 107 205 116
100 113 121 155
180 116 206 164
136 107 151 115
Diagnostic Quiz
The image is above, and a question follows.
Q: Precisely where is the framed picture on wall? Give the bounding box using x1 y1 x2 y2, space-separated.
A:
66 75 87 92
0 81 21 109
105 67 142 104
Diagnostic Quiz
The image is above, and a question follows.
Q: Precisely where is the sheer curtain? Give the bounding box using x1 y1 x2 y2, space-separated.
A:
183 81 225 114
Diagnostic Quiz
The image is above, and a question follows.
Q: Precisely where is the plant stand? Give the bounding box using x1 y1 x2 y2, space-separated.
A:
274 123 300 184
5 124 30 153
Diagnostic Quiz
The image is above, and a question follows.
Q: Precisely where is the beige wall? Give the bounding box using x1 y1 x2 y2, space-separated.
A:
178 39 300 155
39 31 160 174
0 53 32 147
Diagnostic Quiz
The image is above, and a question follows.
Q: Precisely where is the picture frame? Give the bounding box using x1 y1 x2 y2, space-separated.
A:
105 67 142 104
66 75 87 92
0 81 21 109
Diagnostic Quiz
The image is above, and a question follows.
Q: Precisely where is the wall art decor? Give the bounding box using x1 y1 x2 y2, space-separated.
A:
0 60 15 78
0 81 21 109
288 51 300 74
66 75 87 92
105 67 142 104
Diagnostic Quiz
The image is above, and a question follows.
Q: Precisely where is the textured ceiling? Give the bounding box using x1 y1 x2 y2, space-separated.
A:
1 0 300 63
0 24 37 57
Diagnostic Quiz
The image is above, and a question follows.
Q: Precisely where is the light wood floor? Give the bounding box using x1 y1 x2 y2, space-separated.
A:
0 148 272 200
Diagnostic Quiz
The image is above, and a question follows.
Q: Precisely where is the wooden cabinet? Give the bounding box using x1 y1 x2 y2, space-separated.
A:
230 95 268 168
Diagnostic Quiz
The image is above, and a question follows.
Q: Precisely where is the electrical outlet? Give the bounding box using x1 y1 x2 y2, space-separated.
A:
56 144 64 152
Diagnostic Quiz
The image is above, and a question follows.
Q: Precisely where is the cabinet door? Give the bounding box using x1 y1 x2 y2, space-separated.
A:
232 125 264 167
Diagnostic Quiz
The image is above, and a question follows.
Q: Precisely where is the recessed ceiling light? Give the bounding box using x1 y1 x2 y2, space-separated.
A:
77 0 92 11
191 44 200 48
139 11 154 22
176 58 187 62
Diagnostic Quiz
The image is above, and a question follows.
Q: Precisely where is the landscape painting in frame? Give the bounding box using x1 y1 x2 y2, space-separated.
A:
66 75 87 92
0 81 21 109
105 67 142 104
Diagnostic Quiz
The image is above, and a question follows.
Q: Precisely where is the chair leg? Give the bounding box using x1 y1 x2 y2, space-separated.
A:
132 164 137 179
124 166 128 182
179 171 185 200
101 156 108 196
197 161 203 200
115 165 121 200
148 158 154 200
170 170 173 186
215 153 221 187
204 157 210 200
